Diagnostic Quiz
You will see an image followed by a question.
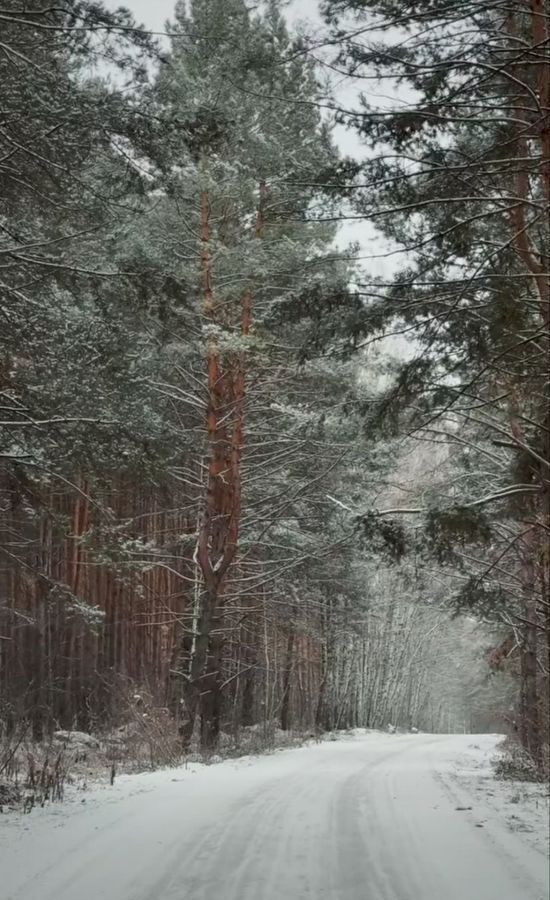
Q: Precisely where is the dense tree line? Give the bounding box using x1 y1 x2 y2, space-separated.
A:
1 0 545 765
0 0 371 749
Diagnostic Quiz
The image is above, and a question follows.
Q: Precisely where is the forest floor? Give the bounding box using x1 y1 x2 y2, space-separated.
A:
0 732 547 900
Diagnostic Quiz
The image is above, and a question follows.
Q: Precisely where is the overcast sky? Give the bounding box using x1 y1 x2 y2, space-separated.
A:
113 0 321 30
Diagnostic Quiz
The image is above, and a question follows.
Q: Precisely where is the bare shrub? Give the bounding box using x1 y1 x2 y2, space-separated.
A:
25 743 72 807
102 681 183 771
493 739 546 783
0 716 28 810
217 721 320 759
0 717 73 812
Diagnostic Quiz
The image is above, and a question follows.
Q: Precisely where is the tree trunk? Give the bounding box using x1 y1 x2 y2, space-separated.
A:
280 621 295 732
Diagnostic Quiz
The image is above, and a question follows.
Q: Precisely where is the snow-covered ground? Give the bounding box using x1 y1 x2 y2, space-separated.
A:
0 732 547 900
443 737 549 859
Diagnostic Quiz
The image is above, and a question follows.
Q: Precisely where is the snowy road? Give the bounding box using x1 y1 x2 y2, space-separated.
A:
0 733 548 900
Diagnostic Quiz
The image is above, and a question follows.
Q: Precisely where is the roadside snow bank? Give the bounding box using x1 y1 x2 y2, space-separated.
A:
439 736 549 857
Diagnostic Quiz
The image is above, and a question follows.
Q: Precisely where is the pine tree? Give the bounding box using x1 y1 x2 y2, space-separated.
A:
118 0 355 747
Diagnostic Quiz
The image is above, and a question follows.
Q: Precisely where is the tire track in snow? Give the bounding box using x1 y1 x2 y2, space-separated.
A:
1 734 547 900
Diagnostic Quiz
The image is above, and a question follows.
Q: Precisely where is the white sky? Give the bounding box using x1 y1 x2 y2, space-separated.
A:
117 0 321 29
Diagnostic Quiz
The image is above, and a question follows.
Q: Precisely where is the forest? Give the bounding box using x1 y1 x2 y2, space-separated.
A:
0 0 548 776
